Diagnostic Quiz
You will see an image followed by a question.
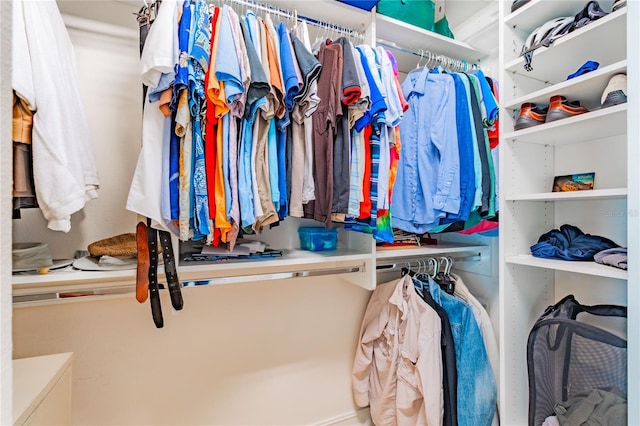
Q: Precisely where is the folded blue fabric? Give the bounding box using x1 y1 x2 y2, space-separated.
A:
567 60 599 80
530 224 619 261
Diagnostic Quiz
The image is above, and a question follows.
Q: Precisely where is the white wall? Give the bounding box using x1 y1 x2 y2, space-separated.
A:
13 276 372 425
0 0 13 423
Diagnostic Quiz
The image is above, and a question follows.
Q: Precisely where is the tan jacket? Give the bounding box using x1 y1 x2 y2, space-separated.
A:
352 275 443 426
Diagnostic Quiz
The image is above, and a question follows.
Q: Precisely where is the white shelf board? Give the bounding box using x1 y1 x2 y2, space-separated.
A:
505 188 628 201
376 243 486 260
504 0 615 35
506 254 628 280
505 60 628 111
375 14 488 64
179 248 370 273
505 8 626 84
12 248 371 294
504 103 627 145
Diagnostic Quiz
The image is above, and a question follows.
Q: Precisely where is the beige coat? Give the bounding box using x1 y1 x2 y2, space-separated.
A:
352 275 443 426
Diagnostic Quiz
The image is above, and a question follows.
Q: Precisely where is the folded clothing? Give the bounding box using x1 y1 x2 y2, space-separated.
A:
530 224 619 261
594 247 628 270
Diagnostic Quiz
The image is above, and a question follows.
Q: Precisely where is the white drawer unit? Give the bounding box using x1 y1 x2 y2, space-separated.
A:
13 353 73 426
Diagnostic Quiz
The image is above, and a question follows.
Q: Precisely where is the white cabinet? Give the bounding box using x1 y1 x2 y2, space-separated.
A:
13 353 73 425
499 0 638 423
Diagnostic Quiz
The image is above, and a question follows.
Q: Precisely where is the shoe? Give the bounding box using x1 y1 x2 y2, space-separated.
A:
511 0 531 13
570 1 608 33
514 103 548 130
545 95 589 122
613 0 626 12
601 73 627 108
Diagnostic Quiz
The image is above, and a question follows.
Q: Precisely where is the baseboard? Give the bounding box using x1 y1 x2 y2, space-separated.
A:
313 408 372 426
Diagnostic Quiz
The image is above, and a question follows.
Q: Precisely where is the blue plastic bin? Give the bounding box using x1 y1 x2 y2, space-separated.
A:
298 227 338 251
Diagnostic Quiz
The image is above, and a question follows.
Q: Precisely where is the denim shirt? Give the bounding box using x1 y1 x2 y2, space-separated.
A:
427 276 497 426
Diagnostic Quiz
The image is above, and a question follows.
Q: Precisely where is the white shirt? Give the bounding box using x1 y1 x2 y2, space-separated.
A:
13 0 99 232
127 0 179 232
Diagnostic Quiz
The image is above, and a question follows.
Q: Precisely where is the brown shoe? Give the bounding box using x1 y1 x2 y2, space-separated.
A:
546 95 589 123
514 103 548 130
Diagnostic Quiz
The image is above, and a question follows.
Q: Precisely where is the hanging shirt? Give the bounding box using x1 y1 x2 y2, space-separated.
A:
375 47 403 128
354 45 387 132
304 41 343 227
347 128 365 217
216 6 245 112
358 125 372 220
467 74 494 217
176 90 194 240
427 276 497 426
292 23 322 207
291 25 322 107
238 18 269 228
352 275 443 426
127 0 179 233
189 0 211 238
472 69 498 126
349 43 371 128
264 15 286 119
278 23 302 112
251 18 278 231
392 67 460 234
13 0 100 232
444 73 477 223
455 73 483 211
228 8 250 115
451 273 501 425
335 37 362 105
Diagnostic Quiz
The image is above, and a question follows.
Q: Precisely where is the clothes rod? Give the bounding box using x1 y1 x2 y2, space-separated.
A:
376 253 482 272
220 0 366 41
376 38 479 72
12 265 365 305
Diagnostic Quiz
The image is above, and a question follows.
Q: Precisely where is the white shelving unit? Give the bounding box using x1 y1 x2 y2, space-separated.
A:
499 0 637 424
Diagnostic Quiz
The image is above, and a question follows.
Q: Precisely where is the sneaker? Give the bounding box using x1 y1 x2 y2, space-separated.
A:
613 0 626 12
514 103 548 130
511 0 531 13
546 95 589 123
570 1 608 33
601 73 627 108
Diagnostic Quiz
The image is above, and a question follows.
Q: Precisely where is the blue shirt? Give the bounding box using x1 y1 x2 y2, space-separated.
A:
267 119 280 211
426 277 497 426
216 5 244 104
443 73 476 223
392 68 460 234
354 45 387 131
472 69 498 125
276 125 288 219
172 0 191 108
149 72 174 103
455 73 483 210
277 22 300 112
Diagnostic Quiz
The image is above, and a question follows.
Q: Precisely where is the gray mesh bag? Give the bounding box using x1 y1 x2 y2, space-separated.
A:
527 294 627 425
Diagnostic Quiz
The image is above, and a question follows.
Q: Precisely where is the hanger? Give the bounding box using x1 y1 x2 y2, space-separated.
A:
401 261 413 277
415 49 424 69
434 256 456 295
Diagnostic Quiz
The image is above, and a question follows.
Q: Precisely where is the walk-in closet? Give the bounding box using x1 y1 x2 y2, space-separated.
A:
0 0 637 424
